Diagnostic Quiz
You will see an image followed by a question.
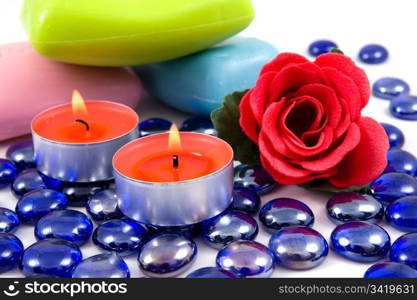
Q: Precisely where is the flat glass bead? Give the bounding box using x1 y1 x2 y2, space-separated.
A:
139 118 172 137
364 262 417 278
269 226 328 270
12 169 62 196
62 180 113 207
390 232 417 269
373 77 410 100
259 198 314 233
390 94 417 120
93 219 148 256
331 221 390 262
381 123 405 149
86 188 123 222
385 149 417 176
35 210 93 246
358 44 389 64
0 233 23 274
186 267 238 278
138 233 197 278
15 189 68 224
308 40 338 57
0 159 16 189
72 253 130 278
385 196 417 231
180 116 217 136
369 173 417 205
146 223 201 239
0 208 19 233
234 164 277 194
326 192 384 224
230 187 261 215
6 140 36 172
201 210 258 249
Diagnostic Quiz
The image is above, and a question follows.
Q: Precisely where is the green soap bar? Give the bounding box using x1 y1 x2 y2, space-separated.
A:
21 0 254 66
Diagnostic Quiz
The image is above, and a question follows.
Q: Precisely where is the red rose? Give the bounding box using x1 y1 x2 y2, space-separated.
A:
239 52 389 188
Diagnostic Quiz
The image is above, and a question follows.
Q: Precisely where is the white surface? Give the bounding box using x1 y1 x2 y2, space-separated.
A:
0 0 416 278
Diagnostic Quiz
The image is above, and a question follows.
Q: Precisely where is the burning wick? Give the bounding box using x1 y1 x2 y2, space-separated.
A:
172 154 179 168
75 119 90 132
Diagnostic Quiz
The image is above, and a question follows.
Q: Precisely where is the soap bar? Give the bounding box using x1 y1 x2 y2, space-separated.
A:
134 37 278 115
0 42 142 141
21 0 254 66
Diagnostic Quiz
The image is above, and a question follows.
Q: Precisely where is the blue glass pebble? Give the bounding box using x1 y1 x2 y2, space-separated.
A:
139 118 172 137
384 149 417 176
6 140 36 172
234 164 277 194
331 221 391 262
230 187 261 215
259 198 314 233
0 233 23 274
386 196 417 232
202 210 258 249
180 116 217 136
72 253 130 278
390 95 417 120
93 219 148 256
11 169 62 197
364 262 417 278
373 77 410 100
62 180 113 207
186 267 238 278
308 40 338 57
16 189 68 224
269 226 328 270
327 192 384 224
146 223 201 239
381 123 405 149
216 240 274 278
0 159 16 189
0 208 19 233
369 173 417 205
86 189 123 222
358 44 389 64
20 239 82 278
35 210 93 246
390 232 417 269
138 233 197 278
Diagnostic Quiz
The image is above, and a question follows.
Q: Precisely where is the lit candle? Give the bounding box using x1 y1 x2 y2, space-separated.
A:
113 125 234 226
31 90 139 182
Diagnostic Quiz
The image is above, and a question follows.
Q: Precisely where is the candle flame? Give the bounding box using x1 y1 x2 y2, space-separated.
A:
72 90 88 117
168 124 182 152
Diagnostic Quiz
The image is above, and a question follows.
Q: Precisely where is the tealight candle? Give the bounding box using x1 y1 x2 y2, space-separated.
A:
113 125 233 226
31 90 139 182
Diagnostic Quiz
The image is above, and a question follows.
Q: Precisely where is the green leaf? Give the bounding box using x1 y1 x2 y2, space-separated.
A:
211 90 260 165
330 47 344 54
300 179 370 193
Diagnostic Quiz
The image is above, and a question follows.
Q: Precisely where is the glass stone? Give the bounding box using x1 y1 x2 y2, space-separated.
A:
11 169 62 196
138 233 197 278
35 209 93 246
15 189 68 224
180 116 217 136
72 253 130 278
364 262 417 278
358 44 389 64
20 239 82 278
6 140 36 172
390 232 417 269
308 40 338 57
146 223 201 239
369 173 417 205
139 118 172 137
269 226 328 270
86 188 123 222
62 180 113 207
384 149 417 176
331 221 391 262
326 192 384 224
230 187 261 215
186 267 238 278
385 196 417 232
259 198 314 233
201 210 258 249
93 219 148 256
0 159 16 189
390 94 417 120
0 208 19 233
380 123 405 149
0 233 23 274
216 240 275 278
234 164 277 194
373 77 410 100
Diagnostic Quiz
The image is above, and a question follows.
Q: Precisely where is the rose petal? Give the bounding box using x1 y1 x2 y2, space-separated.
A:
240 89 259 143
260 52 309 75
249 72 276 125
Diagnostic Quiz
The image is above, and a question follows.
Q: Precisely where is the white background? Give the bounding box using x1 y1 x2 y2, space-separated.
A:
0 0 416 278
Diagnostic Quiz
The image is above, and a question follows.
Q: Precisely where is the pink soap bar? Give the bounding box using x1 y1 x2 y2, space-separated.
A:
0 42 142 141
